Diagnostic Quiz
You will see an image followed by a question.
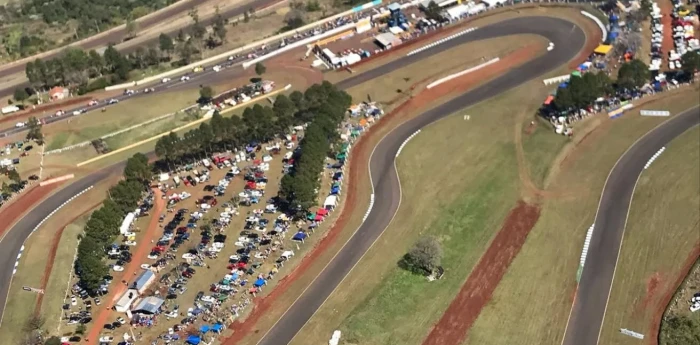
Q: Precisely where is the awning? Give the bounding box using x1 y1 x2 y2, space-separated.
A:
594 44 612 55
317 209 329 216
254 278 266 287
187 335 201 345
212 324 223 332
293 232 307 241
200 325 210 333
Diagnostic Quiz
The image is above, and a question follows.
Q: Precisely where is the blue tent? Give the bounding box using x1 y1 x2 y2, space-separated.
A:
293 232 307 241
558 82 569 89
331 186 341 195
200 325 210 333
212 323 223 333
254 278 266 287
187 335 201 345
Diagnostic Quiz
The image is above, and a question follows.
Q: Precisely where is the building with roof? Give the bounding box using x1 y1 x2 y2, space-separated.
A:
375 32 401 49
131 270 155 294
132 296 165 315
48 86 68 101
114 289 140 313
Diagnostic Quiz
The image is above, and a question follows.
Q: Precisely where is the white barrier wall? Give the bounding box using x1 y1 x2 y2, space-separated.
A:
580 11 607 42
542 74 571 85
242 23 357 69
426 57 498 89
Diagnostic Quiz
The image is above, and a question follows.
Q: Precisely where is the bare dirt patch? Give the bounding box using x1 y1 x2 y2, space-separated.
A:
420 201 541 345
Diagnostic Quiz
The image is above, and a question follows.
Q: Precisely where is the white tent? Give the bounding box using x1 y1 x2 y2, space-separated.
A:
324 195 338 208
119 212 136 235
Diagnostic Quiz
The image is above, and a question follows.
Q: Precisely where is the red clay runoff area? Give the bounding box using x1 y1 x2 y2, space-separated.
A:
0 183 64 238
421 201 541 345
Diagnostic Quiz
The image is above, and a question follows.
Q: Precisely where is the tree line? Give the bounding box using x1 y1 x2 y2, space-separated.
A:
552 56 700 113
75 153 151 291
155 81 351 212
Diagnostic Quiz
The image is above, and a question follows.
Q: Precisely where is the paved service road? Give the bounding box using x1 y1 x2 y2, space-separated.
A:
0 0 281 99
255 16 587 345
562 105 700 345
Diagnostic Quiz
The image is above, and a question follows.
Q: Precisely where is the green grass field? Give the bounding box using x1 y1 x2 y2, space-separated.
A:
598 126 700 345
41 215 90 336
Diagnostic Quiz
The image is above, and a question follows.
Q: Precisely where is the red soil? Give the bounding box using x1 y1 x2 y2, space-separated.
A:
658 0 675 68
0 182 63 238
85 188 165 345
421 201 541 345
33 199 103 316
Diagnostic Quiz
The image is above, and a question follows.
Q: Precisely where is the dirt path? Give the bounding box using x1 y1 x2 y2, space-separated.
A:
420 201 541 345
85 188 165 345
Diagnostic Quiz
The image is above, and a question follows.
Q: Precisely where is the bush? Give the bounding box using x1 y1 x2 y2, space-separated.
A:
399 236 442 275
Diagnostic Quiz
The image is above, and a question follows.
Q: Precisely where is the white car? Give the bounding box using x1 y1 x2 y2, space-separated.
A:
200 295 215 303
71 296 77 305
107 99 119 105
88 100 99 106
143 87 155 93
162 77 171 83
112 265 124 272
15 122 25 128
116 317 126 325
140 264 151 270
213 65 222 72
180 75 191 82
691 303 700 312
99 336 114 343
125 240 137 246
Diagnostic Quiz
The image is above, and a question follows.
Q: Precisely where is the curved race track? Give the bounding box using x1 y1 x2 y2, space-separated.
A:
255 15 586 345
562 105 700 345
1 13 696 345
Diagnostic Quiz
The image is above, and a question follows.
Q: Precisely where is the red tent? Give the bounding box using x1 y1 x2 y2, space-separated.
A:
314 214 324 221
316 209 328 216
246 181 256 189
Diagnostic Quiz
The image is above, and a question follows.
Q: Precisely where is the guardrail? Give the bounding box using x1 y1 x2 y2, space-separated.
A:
542 74 571 85
106 0 386 90
580 10 607 41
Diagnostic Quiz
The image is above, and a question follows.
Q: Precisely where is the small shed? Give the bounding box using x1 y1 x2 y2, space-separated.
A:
131 270 155 294
375 32 401 49
49 87 68 101
132 296 164 315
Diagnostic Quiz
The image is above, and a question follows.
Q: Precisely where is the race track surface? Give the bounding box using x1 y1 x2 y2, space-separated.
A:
0 0 280 99
257 15 586 345
562 105 700 345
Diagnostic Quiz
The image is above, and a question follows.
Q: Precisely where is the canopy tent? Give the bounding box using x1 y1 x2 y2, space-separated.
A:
187 335 201 345
594 44 612 55
200 325 210 333
317 208 329 216
212 324 223 333
543 95 554 105
571 71 582 77
254 278 266 287
293 232 307 241
314 214 324 221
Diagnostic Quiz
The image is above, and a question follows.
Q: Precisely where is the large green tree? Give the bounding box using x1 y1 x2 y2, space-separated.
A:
617 59 650 90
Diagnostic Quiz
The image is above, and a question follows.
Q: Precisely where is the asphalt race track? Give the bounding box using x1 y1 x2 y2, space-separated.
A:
562 105 700 345
0 13 696 345
256 15 586 345
0 0 281 99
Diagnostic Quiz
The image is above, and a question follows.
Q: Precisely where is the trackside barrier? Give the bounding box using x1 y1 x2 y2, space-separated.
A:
106 0 385 90
644 146 665 170
426 57 499 89
580 10 607 42
576 223 595 282
640 110 670 117
77 85 292 167
406 27 478 57
396 130 421 157
242 23 357 69
14 186 93 276
542 74 571 85
39 174 75 186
